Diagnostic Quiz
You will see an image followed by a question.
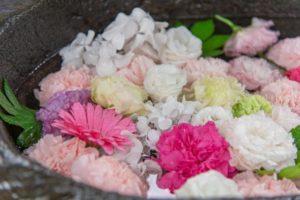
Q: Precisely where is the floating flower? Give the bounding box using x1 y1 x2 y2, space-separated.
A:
52 102 135 154
175 170 242 198
181 58 230 85
91 76 148 115
36 90 90 134
271 105 300 132
224 18 279 57
144 64 187 102
229 56 282 90
34 65 94 106
71 154 148 197
156 122 236 192
159 26 202 66
25 135 99 176
234 171 299 197
260 78 300 115
186 76 245 108
117 55 156 86
266 37 300 70
232 95 272 117
220 113 297 171
286 66 300 83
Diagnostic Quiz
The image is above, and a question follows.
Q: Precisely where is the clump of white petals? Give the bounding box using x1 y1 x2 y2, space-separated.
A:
271 105 300 132
136 97 197 149
60 8 168 76
158 26 202 66
143 64 187 102
175 170 242 198
220 113 297 171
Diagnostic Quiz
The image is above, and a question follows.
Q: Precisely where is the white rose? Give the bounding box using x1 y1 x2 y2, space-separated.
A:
144 64 187 102
175 170 242 198
221 113 297 171
159 26 202 65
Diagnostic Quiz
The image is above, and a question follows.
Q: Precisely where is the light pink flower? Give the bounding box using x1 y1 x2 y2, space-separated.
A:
117 55 156 86
71 154 148 197
224 18 279 57
35 65 94 106
53 102 135 154
260 78 300 115
267 37 300 70
181 58 230 85
229 56 282 90
25 135 99 176
286 66 300 83
156 122 236 193
234 171 299 197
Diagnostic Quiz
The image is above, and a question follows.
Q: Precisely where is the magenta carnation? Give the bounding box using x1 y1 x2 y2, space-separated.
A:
286 66 300 83
156 122 236 192
52 102 136 154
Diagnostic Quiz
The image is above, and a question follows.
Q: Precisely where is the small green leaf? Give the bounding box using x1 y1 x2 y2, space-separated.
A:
0 91 16 115
3 79 21 109
214 15 241 32
174 21 184 27
203 49 224 57
291 125 300 163
191 19 215 41
255 169 275 176
278 165 300 179
16 123 41 148
203 34 230 52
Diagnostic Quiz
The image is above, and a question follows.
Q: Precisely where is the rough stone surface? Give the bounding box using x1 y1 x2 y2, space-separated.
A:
1 0 300 199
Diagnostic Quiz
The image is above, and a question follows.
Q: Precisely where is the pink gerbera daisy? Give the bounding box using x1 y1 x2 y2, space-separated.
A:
52 102 136 154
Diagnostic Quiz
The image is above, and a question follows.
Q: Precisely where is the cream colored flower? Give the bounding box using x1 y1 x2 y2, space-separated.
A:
143 64 187 102
159 26 202 66
175 170 242 198
91 76 148 115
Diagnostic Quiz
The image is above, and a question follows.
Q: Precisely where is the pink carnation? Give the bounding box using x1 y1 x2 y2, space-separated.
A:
25 135 99 176
267 37 300 70
229 56 282 90
34 65 94 106
181 58 230 85
156 122 236 192
260 78 300 115
53 102 135 154
117 55 156 86
71 154 148 197
224 18 279 57
286 66 300 83
234 171 299 197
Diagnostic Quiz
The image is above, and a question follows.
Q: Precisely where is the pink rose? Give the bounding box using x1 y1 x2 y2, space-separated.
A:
117 55 156 86
26 135 99 176
156 122 236 192
229 56 281 90
234 171 299 197
181 58 230 85
71 154 148 197
267 37 300 70
34 65 94 106
286 66 300 83
224 18 279 57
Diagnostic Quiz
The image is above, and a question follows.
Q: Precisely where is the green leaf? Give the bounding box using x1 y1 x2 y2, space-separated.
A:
214 15 241 32
203 34 230 52
255 169 275 176
174 21 184 27
0 91 17 115
3 79 21 109
203 49 224 57
16 123 41 148
191 19 215 41
291 125 300 163
278 165 300 179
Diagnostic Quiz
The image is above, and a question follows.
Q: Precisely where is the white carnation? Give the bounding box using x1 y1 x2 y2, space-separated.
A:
144 64 187 102
271 105 300 132
159 26 202 66
175 170 242 198
221 113 297 171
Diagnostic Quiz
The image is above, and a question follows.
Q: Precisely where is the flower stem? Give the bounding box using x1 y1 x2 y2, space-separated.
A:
214 15 241 33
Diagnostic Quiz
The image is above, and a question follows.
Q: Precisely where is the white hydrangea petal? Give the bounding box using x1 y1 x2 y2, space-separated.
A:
157 117 172 130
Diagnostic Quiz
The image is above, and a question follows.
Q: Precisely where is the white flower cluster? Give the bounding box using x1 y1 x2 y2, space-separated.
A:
136 97 198 148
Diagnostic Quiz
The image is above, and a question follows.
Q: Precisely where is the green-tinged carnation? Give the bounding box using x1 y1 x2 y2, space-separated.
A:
187 76 245 107
232 95 272 117
291 125 300 164
91 76 148 115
